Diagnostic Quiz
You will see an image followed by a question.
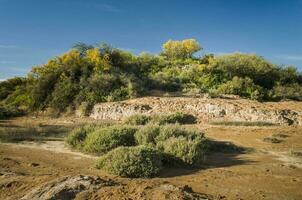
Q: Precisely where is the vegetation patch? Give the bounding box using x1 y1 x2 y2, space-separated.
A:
210 121 275 126
0 39 301 118
95 146 163 178
65 122 246 178
263 137 283 144
155 124 202 142
123 114 151 125
65 124 101 149
83 126 137 154
134 124 160 146
157 136 208 166
0 124 70 142
205 140 247 153
271 133 289 138
289 149 302 157
0 105 24 120
152 112 197 125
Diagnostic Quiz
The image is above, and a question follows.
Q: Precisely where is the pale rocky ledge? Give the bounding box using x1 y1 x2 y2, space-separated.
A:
89 97 302 125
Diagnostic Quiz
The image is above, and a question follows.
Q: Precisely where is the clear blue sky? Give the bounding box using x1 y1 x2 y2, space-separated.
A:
1 0 302 80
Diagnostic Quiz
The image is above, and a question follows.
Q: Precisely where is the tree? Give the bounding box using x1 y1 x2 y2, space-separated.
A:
162 39 201 59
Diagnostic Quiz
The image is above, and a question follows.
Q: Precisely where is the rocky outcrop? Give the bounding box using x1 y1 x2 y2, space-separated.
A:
90 97 302 125
18 175 210 200
20 175 114 200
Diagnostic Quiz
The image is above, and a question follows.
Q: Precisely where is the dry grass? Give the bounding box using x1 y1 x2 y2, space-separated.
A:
210 121 275 126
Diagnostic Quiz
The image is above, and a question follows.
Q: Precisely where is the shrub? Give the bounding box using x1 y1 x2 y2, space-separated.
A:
155 124 202 142
95 146 163 178
0 105 24 119
152 112 197 125
134 124 160 145
124 114 151 125
76 102 93 117
83 125 137 154
65 124 99 149
272 83 302 101
156 136 208 166
217 76 264 100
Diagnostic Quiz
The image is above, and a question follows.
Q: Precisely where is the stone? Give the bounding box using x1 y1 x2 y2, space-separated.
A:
89 97 302 125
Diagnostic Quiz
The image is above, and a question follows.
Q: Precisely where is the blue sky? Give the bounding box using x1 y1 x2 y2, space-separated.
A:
0 0 302 80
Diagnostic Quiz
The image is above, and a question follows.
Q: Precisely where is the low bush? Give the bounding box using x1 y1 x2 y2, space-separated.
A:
156 136 208 166
272 83 302 101
0 105 24 119
152 112 197 125
83 125 137 154
124 114 151 125
155 124 202 143
134 124 160 145
216 76 264 100
95 146 163 178
65 124 99 149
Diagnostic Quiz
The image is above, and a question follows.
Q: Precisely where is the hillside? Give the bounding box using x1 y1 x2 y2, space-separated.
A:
1 39 302 119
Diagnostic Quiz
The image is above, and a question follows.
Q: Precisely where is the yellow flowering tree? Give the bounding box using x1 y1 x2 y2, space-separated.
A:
86 48 111 71
162 39 202 59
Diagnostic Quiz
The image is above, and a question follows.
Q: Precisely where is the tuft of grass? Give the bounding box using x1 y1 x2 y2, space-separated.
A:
289 148 302 157
95 146 163 178
210 121 275 126
263 137 283 143
83 125 137 154
271 133 288 138
123 114 151 125
152 112 197 125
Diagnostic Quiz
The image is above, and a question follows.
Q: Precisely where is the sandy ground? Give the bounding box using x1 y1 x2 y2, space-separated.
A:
1 119 302 199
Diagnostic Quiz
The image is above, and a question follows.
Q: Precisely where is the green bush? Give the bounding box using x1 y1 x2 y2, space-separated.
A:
217 76 264 100
124 114 151 125
134 124 160 145
0 105 24 119
65 124 99 149
152 112 197 125
156 136 208 166
272 83 302 101
155 124 202 142
83 125 137 154
95 146 163 178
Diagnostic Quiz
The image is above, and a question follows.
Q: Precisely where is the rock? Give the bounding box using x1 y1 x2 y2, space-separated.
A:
157 184 211 200
28 163 39 167
90 97 302 125
20 175 115 200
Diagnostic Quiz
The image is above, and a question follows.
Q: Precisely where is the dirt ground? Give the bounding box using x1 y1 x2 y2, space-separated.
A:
1 118 302 200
